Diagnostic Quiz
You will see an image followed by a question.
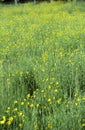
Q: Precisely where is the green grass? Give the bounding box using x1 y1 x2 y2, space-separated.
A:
0 1 85 130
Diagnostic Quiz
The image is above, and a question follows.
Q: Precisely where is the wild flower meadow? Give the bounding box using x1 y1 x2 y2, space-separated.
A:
0 2 85 130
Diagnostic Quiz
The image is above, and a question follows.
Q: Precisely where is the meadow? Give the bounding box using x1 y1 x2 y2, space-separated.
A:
0 1 85 130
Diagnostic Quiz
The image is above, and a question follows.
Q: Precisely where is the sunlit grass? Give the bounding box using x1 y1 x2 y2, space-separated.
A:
0 1 85 130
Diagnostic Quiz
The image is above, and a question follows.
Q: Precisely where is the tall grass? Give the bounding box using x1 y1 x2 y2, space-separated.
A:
0 2 85 130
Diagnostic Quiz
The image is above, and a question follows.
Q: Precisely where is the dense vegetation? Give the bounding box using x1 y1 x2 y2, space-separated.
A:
0 2 85 130
0 0 85 5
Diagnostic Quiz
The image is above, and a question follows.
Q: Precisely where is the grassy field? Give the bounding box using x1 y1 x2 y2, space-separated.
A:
0 1 85 130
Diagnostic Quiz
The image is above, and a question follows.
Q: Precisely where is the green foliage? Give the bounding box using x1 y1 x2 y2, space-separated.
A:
0 2 85 130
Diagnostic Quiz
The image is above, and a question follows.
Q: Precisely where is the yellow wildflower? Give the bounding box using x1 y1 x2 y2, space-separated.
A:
7 116 13 126
24 98 26 101
0 116 6 125
82 97 85 100
18 112 24 117
57 98 62 104
13 108 18 112
75 103 78 106
30 104 34 108
21 102 24 105
14 100 18 104
19 123 23 127
47 98 52 104
34 123 39 129
77 98 80 102
0 120 5 125
41 90 44 93
81 124 85 127
27 93 30 98
47 123 52 129
54 89 58 92
0 60 2 64
48 85 51 89
55 82 59 85
7 107 10 110
36 104 40 108
74 93 78 97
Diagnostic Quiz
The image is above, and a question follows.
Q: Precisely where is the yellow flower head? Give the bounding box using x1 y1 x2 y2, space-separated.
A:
18 112 24 117
27 93 30 98
30 104 34 108
7 116 13 126
55 81 59 85
36 104 40 108
14 100 18 104
81 124 85 127
0 116 6 125
19 123 23 127
21 102 24 105
13 108 18 112
48 98 51 102
57 98 62 104
54 89 58 92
